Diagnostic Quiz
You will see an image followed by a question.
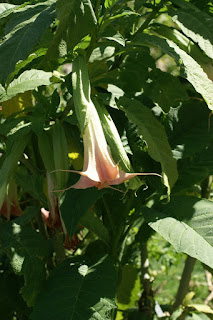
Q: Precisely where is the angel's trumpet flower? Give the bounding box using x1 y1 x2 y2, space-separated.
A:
56 55 161 192
66 104 161 190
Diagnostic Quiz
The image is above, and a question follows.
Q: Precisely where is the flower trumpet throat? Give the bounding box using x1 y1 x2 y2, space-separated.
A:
59 55 161 191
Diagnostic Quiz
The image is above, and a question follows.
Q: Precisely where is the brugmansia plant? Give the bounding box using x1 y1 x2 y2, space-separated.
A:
0 0 213 320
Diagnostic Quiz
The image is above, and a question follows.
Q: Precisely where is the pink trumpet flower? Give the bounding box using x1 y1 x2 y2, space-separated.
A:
54 55 161 192
56 103 161 192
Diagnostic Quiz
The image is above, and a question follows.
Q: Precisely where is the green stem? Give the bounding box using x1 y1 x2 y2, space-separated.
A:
172 255 196 311
138 242 155 318
102 197 115 233
51 230 66 264
95 0 101 18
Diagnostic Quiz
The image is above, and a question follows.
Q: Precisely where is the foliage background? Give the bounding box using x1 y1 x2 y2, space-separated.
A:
0 0 213 319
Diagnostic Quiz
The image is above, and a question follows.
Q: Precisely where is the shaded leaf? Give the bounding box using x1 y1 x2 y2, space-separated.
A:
120 97 178 191
31 255 117 320
143 68 188 112
165 100 213 160
173 144 213 192
46 0 96 59
60 187 107 239
132 34 213 110
0 207 51 306
80 210 110 245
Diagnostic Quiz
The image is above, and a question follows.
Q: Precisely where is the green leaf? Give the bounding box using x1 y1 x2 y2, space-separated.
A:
60 187 107 239
120 97 178 192
0 1 56 83
31 255 117 320
132 34 213 110
165 100 213 159
0 270 30 320
170 9 213 60
80 210 110 245
0 3 16 18
173 144 213 192
144 68 188 113
143 206 213 269
7 48 47 85
15 168 47 207
189 304 213 314
171 0 201 11
161 196 213 246
0 69 53 102
102 29 126 46
46 0 96 59
192 314 211 320
104 0 118 9
0 208 51 306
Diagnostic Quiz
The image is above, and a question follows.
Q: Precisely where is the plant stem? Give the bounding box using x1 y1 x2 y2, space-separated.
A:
51 230 66 264
95 0 101 18
172 255 196 311
138 242 155 319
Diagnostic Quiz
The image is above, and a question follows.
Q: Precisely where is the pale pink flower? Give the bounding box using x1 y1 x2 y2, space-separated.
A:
55 103 161 192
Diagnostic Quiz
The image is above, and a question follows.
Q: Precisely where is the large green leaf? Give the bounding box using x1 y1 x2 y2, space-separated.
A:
119 97 178 192
46 0 96 60
173 144 213 192
0 1 56 83
143 206 213 269
170 9 213 60
161 196 213 246
143 68 188 113
31 255 117 320
132 34 213 110
165 100 213 160
0 207 51 306
0 69 53 102
0 270 30 320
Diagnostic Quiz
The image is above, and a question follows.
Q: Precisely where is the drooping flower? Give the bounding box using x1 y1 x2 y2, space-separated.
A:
65 105 161 191
55 54 161 192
